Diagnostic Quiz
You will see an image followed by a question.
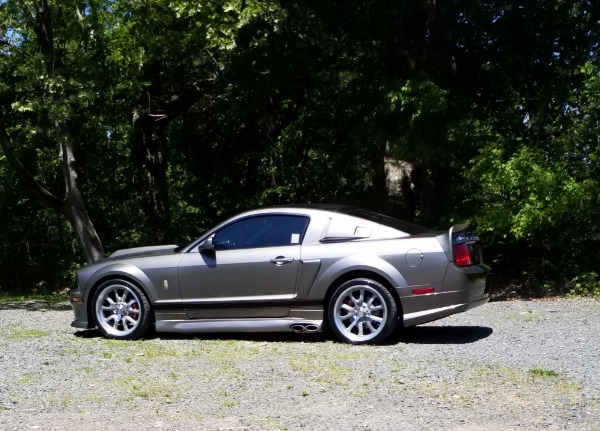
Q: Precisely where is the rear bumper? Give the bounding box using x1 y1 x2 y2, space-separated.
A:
71 319 91 329
402 294 489 327
400 263 490 327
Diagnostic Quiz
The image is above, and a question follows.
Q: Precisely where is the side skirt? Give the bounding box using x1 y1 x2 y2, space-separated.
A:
155 318 324 334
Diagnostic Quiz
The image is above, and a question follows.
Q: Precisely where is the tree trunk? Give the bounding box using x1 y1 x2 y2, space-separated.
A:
129 89 201 244
131 112 171 244
57 126 105 262
413 163 451 227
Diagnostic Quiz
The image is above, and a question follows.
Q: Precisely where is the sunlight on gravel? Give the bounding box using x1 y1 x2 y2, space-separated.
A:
0 299 598 431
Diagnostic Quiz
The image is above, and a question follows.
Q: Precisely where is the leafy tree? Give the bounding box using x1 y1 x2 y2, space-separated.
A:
0 0 106 263
1 0 600 295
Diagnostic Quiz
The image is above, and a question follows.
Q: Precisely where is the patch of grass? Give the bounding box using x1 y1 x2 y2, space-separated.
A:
82 392 106 404
203 339 262 366
390 358 404 373
184 346 205 357
474 363 515 378
219 389 238 408
78 366 98 378
266 417 289 430
138 342 180 360
289 358 311 373
289 354 353 387
131 380 176 403
4 325 50 340
102 339 180 363
112 376 179 406
61 396 77 407
558 381 583 391
529 368 560 378
16 372 39 384
59 347 81 356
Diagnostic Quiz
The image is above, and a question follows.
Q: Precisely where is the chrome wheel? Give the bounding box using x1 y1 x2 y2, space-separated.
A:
329 279 397 344
93 280 150 339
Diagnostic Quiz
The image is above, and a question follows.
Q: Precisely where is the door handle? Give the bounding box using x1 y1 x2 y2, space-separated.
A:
270 256 294 266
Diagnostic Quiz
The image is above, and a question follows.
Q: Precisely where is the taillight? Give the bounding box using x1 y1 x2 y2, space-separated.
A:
453 243 472 267
452 231 481 267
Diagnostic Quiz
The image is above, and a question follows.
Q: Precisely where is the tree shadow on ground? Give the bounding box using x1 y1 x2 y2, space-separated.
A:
0 300 71 311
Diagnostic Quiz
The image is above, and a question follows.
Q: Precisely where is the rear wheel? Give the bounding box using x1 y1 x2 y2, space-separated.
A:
328 278 398 344
92 279 152 340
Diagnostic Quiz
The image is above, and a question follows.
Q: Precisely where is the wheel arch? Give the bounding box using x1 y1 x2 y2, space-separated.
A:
323 269 404 328
86 273 155 327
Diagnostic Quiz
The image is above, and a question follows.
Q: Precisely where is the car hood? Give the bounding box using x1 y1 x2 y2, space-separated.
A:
109 245 179 260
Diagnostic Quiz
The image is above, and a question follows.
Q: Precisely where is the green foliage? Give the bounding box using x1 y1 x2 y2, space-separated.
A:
469 144 597 238
465 58 600 288
568 272 600 298
1 0 600 295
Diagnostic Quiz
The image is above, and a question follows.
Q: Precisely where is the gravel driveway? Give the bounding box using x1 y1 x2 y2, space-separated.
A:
0 298 598 431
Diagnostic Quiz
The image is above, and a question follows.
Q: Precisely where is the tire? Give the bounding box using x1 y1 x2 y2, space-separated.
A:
92 279 152 340
328 278 398 344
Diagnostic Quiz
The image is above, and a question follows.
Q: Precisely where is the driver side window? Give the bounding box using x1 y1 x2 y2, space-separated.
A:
213 215 309 251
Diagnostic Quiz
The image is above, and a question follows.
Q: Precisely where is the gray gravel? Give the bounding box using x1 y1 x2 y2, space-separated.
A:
0 298 598 431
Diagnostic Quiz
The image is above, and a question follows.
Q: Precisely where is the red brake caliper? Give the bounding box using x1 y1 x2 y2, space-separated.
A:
130 303 139 319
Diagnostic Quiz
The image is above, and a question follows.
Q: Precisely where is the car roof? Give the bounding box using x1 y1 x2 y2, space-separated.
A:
265 204 432 235
274 203 352 211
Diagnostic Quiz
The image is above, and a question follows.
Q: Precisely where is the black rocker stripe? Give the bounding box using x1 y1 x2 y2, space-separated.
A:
153 299 323 311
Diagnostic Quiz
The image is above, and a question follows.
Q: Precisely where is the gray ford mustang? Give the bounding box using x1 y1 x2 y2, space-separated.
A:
70 205 490 344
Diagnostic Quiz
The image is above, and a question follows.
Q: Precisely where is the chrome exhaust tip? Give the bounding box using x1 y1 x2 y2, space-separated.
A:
304 324 320 333
289 323 321 333
290 324 306 333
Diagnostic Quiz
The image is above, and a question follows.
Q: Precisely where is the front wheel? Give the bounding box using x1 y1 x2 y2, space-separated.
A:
328 278 398 344
92 279 152 340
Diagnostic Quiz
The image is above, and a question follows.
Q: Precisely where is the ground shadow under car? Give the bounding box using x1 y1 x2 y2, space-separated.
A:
74 324 493 345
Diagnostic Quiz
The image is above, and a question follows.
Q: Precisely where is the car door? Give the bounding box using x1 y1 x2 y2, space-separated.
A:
178 214 310 319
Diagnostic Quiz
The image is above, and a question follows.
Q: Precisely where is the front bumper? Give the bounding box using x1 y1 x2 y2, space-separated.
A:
70 292 93 329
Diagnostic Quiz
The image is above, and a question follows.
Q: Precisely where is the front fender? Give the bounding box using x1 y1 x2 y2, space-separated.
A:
79 262 160 303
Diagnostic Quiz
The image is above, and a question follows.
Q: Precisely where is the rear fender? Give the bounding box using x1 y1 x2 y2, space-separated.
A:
307 254 408 299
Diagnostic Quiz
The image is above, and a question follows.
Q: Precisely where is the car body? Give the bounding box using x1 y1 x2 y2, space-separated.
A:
70 205 490 344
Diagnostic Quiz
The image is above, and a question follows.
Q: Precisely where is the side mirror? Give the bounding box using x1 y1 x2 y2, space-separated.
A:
199 236 215 253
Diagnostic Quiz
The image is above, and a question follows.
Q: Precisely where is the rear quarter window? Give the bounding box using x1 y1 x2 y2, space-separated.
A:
339 208 431 235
